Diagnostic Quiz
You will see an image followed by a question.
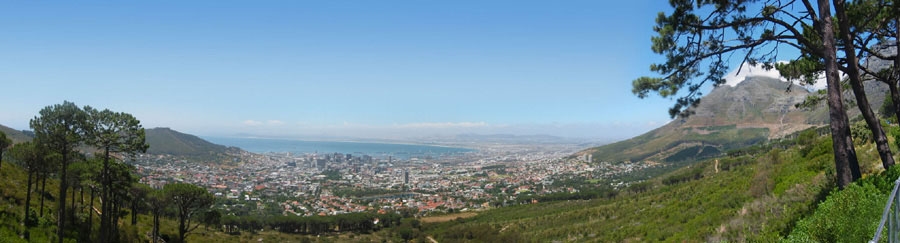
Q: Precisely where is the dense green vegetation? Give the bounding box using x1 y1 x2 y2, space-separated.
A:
0 159 60 243
784 139 900 242
662 145 725 162
785 177 888 242
223 212 402 235
514 184 618 204
585 123 769 163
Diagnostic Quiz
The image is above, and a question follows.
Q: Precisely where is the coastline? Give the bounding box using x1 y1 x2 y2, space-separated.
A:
202 136 477 156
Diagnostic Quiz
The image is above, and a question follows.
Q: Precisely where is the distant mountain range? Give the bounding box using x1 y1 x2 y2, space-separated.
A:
578 76 828 164
418 133 589 145
0 124 240 162
0 124 33 144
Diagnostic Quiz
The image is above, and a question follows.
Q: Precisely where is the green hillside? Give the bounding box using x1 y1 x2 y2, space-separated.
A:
582 122 769 163
425 128 894 242
0 158 59 242
145 127 240 162
0 124 32 144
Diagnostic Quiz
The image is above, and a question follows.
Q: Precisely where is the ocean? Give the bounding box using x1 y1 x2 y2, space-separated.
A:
202 137 474 160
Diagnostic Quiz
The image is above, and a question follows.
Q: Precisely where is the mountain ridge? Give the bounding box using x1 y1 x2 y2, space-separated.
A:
681 76 827 137
144 127 242 162
579 76 825 164
0 124 33 144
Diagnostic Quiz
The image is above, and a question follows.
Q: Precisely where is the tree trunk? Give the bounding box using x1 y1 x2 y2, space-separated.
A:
70 184 77 226
39 172 47 217
24 169 34 227
821 0 862 189
848 69 895 169
179 210 187 243
835 0 896 169
88 187 94 240
100 147 110 243
152 209 159 243
131 197 137 225
888 83 900 125
894 8 900 123
111 192 120 241
57 148 68 243
80 186 84 213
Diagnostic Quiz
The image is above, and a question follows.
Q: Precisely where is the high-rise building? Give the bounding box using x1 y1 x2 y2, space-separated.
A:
317 159 326 170
404 170 409 184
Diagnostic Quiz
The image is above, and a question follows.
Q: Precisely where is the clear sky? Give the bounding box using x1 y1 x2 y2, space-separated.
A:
1 1 688 140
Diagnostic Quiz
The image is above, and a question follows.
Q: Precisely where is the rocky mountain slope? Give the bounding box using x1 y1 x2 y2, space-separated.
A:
579 76 826 164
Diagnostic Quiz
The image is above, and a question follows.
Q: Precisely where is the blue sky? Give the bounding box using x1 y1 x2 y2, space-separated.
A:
1 1 688 140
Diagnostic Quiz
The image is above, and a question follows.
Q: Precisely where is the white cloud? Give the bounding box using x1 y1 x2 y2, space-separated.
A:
722 61 831 91
723 62 788 86
804 74 829 91
267 120 285 125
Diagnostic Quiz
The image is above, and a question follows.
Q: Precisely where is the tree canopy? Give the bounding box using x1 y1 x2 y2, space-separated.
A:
632 0 871 188
164 182 215 243
0 131 12 174
82 106 149 243
30 101 88 242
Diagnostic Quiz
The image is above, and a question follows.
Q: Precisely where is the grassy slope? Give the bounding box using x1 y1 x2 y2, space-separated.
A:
582 122 770 163
426 130 887 242
0 161 64 242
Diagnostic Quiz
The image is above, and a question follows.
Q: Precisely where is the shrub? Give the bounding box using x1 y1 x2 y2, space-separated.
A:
865 165 900 194
851 119 873 144
784 182 886 242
